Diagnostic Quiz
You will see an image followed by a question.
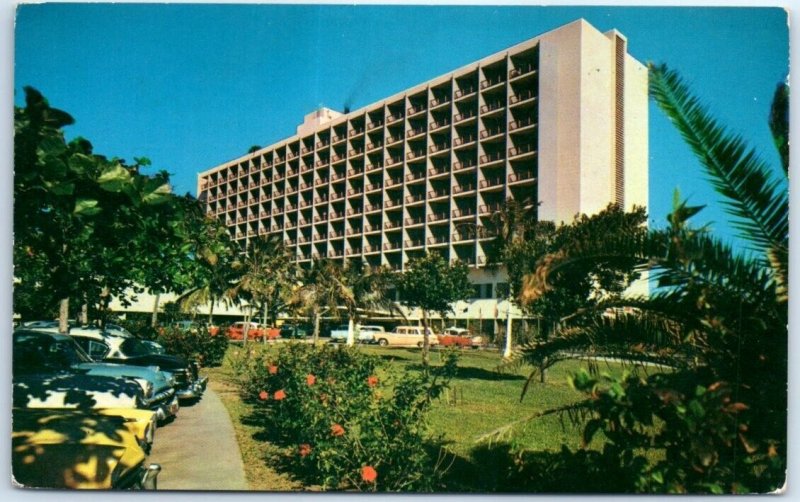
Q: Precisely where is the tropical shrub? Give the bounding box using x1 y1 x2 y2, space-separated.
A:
156 325 228 367
231 343 457 491
507 65 788 493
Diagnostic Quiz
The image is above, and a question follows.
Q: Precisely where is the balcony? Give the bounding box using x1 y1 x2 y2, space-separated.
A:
330 211 344 220
480 75 505 89
287 151 298 160
331 154 346 164
405 172 425 183
313 214 328 223
299 182 312 190
453 183 477 195
364 203 381 213
427 212 448 222
315 178 330 186
427 235 448 246
428 166 449 178
407 104 427 116
453 135 476 148
367 120 384 130
386 155 403 167
349 128 365 138
508 171 536 184
429 142 450 154
299 200 311 208
384 220 401 230
428 189 449 201
509 116 537 131
285 238 297 246
383 242 401 251
364 224 380 234
454 110 476 123
330 230 344 239
385 177 403 188
480 101 505 114
480 127 504 140
313 233 327 241
298 236 309 244
347 168 364 179
384 199 402 209
452 208 476 219
365 162 383 173
313 195 329 205
404 216 424 226
455 86 476 99
508 143 537 158
316 140 330 149
365 182 382 193
328 250 344 258
430 96 450 108
345 228 362 236
316 159 330 168
387 112 404 124
298 219 311 227
509 89 536 105
406 150 425 161
405 193 425 204
509 63 536 79
346 248 363 256
348 148 364 157
331 134 346 144
479 203 503 215
346 187 363 196
407 127 426 139
330 172 345 182
404 239 424 249
330 192 345 201
364 245 380 254
346 207 363 216
479 177 504 189
430 119 450 131
479 151 505 165
386 135 403 146
366 141 383 152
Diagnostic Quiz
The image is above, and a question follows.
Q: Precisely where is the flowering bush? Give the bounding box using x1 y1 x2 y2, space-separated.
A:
233 343 458 491
155 325 228 367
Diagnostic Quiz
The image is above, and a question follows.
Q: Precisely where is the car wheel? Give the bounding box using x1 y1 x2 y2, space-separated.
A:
378 338 389 347
417 341 424 348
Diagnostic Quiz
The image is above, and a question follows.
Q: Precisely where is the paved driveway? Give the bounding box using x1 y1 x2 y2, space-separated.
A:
149 389 248 490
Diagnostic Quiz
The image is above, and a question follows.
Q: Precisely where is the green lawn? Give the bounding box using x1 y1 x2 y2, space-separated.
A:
204 342 640 491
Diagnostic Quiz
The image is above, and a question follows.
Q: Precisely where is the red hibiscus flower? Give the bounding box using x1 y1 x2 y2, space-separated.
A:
306 374 316 386
330 423 345 437
268 365 278 375
299 444 312 458
367 375 378 387
258 390 269 401
274 389 287 401
361 465 378 483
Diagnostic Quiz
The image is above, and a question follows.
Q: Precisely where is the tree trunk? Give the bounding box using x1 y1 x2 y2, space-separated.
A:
79 303 88 326
208 297 215 325
262 301 269 346
243 310 251 345
151 292 161 329
346 317 355 346
58 298 70 334
421 310 430 367
503 298 513 359
313 309 321 344
540 321 555 383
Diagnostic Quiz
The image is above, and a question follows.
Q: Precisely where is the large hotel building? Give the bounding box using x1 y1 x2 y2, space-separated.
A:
196 19 648 320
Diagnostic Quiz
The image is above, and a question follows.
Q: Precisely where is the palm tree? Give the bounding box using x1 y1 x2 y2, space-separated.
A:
334 259 402 346
290 258 342 344
226 234 295 343
508 64 787 493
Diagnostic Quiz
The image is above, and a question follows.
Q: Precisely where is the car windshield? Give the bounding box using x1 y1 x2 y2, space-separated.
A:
13 332 94 372
119 338 167 356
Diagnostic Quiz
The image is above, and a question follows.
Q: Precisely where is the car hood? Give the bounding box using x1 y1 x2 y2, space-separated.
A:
13 373 141 410
12 409 147 491
105 354 188 372
74 363 172 393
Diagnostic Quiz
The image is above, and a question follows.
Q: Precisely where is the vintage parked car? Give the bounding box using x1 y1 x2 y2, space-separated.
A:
69 328 208 402
374 326 441 348
226 321 278 341
13 330 179 422
13 408 161 490
329 324 385 343
13 372 158 454
279 323 309 339
437 327 485 348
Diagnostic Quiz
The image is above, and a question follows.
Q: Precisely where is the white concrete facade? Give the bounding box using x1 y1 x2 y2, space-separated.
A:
192 19 649 322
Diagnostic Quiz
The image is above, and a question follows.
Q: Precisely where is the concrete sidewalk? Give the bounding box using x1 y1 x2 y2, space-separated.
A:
149 389 248 490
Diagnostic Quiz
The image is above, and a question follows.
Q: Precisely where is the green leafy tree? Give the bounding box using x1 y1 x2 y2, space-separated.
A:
291 258 344 343
14 87 174 331
506 65 787 493
397 253 472 366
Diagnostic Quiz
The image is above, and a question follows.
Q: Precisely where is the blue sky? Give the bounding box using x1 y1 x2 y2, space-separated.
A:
13 3 790 252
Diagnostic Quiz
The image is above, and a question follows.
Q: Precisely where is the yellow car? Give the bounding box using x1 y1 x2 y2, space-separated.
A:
12 408 161 490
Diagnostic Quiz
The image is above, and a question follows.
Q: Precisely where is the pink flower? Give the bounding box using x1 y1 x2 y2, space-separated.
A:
361 465 377 483
299 444 312 458
330 423 345 437
306 374 316 386
367 375 378 387
274 389 286 401
268 365 278 375
258 390 269 401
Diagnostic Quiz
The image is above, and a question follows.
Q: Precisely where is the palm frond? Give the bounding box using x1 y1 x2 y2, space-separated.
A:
648 63 788 258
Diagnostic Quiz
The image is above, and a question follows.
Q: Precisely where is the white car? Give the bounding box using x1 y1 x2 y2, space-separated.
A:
330 324 385 343
374 326 440 348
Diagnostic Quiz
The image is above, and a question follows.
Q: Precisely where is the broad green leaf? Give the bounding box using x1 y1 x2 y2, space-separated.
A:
141 181 172 205
97 163 132 192
73 198 101 216
46 180 75 196
67 153 96 176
